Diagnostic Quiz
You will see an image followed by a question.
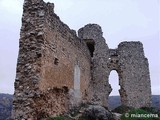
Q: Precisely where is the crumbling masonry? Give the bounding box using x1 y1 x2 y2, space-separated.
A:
12 0 151 119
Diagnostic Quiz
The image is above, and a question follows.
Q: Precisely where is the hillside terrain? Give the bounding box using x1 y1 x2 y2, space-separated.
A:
0 94 12 120
108 95 160 110
0 94 159 120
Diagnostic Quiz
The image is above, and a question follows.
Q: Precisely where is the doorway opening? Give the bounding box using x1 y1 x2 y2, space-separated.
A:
108 70 121 110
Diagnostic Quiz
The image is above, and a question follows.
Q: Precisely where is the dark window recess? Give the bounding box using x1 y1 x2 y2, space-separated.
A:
86 41 95 57
36 52 42 58
111 54 118 57
54 58 59 65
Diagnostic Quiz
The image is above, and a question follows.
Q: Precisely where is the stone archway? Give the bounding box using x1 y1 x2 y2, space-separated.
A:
107 49 127 107
108 70 121 109
108 70 120 96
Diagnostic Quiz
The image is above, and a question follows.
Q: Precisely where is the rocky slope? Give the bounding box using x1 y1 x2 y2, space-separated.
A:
0 94 159 120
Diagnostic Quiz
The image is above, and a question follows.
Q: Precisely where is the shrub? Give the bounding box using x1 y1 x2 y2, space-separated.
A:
112 105 134 114
46 116 71 120
141 107 160 115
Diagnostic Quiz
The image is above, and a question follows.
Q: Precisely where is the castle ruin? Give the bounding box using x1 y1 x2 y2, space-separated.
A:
12 0 151 119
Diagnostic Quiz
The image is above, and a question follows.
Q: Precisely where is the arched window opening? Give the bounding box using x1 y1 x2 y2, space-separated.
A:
108 70 121 110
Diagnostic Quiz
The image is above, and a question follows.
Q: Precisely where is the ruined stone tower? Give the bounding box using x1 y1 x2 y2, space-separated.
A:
12 0 151 119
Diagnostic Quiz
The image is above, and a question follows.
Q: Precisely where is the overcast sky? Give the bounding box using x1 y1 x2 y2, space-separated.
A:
0 0 159 95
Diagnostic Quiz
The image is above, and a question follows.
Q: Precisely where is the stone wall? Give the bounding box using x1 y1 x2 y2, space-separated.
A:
12 0 151 119
78 25 151 108
12 0 91 119
78 24 111 107
117 42 151 108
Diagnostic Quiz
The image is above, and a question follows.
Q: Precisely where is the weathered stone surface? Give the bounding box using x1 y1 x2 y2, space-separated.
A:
12 0 151 119
78 25 151 108
112 113 122 120
78 24 111 107
84 105 113 120
12 0 91 119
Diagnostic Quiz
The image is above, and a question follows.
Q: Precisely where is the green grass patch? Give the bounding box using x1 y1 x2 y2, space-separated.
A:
46 116 88 120
46 116 71 120
112 105 134 114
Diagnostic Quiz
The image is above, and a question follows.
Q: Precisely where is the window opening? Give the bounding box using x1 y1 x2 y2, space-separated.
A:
54 58 59 65
85 39 95 57
108 70 121 110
